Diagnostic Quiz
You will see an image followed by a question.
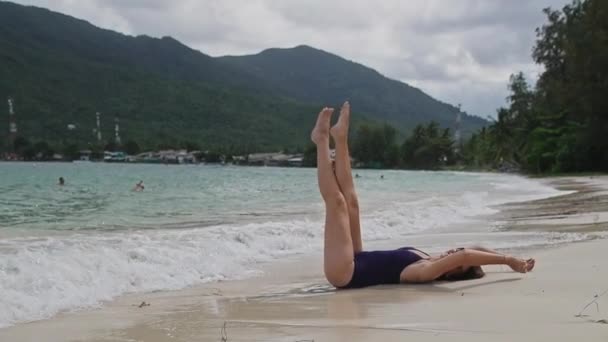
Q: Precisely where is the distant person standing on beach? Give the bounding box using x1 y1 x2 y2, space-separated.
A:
58 177 65 186
133 180 145 192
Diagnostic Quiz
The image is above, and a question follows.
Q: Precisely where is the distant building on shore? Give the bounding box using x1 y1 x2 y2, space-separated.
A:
104 151 126 162
246 153 304 167
79 150 92 161
131 150 198 164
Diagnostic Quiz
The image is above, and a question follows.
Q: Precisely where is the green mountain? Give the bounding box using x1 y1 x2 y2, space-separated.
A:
0 1 317 151
219 46 487 134
0 1 486 152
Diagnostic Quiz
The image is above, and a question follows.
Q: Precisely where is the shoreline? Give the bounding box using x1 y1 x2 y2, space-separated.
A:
2 176 608 341
2 159 605 175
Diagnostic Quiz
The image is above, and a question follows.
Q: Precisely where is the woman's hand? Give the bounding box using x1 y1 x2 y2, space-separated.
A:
440 247 464 258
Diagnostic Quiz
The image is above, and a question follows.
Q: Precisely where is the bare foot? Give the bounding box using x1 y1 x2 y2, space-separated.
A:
526 258 536 272
508 257 535 273
311 107 334 144
330 101 350 141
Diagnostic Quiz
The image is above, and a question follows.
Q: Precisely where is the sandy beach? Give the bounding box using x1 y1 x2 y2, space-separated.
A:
2 176 608 342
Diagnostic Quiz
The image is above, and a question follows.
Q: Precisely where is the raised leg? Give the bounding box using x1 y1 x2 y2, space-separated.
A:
330 102 363 253
312 107 355 288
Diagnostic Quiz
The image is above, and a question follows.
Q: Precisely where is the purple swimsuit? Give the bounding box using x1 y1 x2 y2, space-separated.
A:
339 247 427 289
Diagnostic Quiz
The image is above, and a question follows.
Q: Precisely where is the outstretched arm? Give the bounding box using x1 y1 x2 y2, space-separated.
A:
401 248 532 283
469 246 502 255
440 246 502 258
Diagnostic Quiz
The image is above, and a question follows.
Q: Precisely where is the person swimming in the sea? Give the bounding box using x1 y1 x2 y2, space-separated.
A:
58 177 65 186
132 180 145 192
311 102 535 289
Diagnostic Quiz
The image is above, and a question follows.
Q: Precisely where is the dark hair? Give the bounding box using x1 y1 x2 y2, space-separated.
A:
439 266 485 281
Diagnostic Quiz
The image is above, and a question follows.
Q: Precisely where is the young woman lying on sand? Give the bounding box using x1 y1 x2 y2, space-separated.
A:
311 102 536 289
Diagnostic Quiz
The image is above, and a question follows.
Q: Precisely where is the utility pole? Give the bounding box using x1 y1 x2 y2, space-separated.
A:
114 117 121 145
95 112 102 143
454 104 462 154
7 98 17 151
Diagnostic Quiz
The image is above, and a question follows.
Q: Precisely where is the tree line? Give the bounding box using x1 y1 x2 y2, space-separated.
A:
303 121 456 170
7 120 457 170
463 0 608 173
2 136 271 163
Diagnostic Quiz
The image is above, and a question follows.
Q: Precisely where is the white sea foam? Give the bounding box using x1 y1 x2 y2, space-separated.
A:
0 172 585 328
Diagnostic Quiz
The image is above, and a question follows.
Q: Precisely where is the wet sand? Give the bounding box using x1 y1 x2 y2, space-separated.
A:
2 176 608 342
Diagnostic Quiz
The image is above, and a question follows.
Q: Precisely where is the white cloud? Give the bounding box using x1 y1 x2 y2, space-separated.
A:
13 0 570 118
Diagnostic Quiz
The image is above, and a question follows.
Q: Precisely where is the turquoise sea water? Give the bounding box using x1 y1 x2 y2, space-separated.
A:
0 162 587 327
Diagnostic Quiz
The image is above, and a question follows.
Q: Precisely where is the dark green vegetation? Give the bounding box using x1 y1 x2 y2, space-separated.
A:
302 121 456 170
463 0 608 173
0 1 485 157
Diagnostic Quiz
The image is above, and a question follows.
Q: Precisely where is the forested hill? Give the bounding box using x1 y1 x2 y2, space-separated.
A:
0 1 315 150
219 46 487 134
0 1 486 151
0 1 264 90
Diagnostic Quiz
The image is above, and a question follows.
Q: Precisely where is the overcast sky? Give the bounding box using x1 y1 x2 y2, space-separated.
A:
13 0 570 119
